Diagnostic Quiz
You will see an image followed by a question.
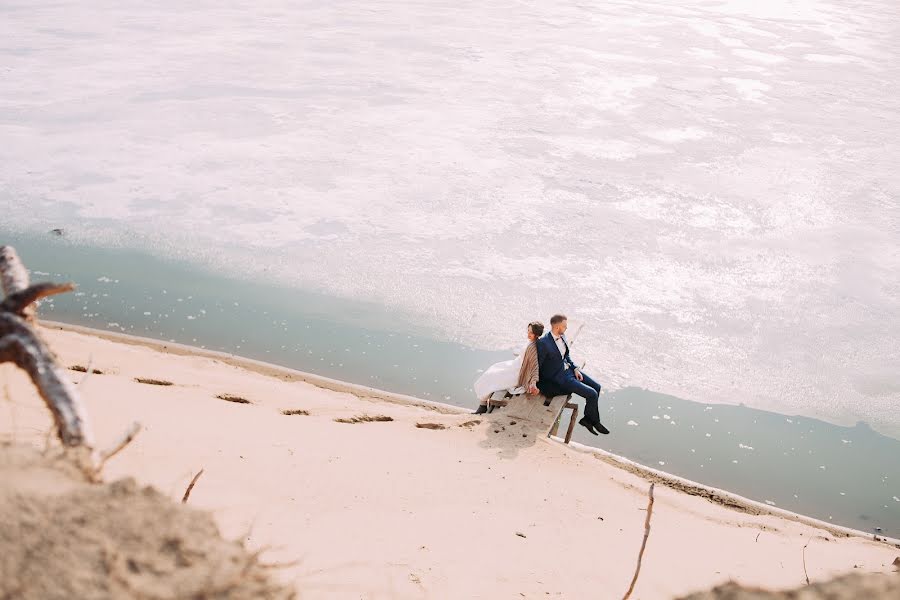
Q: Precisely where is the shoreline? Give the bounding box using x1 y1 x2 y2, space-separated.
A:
41 320 900 548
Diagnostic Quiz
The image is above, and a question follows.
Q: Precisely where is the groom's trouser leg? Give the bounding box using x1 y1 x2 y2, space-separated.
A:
559 372 602 424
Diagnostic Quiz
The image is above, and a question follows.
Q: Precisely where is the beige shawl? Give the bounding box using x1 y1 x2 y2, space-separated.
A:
516 341 539 392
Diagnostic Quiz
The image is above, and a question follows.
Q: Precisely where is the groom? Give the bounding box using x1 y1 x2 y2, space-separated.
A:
536 314 610 435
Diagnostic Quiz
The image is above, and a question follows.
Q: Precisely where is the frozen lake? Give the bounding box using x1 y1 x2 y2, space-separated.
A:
7 233 900 537
1 0 898 437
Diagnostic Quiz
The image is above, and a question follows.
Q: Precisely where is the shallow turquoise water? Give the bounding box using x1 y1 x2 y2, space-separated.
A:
4 231 899 538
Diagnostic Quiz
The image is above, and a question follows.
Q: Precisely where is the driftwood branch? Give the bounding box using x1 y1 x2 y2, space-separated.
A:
0 246 31 293
0 245 142 478
1 281 76 316
0 318 95 449
182 468 205 503
0 245 96 462
622 482 655 600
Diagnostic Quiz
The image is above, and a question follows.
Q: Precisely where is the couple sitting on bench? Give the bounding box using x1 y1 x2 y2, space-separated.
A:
472 314 610 435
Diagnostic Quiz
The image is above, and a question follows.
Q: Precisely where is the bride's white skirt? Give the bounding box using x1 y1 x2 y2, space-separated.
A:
473 353 523 399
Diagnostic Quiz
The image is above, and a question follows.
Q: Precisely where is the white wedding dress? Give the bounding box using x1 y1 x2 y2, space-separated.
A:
473 344 529 400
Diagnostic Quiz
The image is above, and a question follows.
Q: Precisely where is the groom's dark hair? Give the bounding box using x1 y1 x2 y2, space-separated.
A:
528 321 545 337
550 314 567 326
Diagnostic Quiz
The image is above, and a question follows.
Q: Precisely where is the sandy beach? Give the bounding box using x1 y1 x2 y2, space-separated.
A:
1 324 896 599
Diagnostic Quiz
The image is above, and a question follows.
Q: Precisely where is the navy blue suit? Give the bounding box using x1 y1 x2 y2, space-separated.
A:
536 332 603 424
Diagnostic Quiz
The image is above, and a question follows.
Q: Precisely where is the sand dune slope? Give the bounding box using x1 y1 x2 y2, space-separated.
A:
0 327 896 599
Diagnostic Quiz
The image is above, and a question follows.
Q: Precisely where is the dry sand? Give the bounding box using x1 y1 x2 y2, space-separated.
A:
1 325 897 599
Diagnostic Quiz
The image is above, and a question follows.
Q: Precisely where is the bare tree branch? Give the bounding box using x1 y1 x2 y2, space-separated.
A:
0 245 142 479
622 482 655 600
0 245 96 467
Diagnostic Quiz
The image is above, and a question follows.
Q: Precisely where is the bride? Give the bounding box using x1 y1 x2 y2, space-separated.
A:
472 321 544 414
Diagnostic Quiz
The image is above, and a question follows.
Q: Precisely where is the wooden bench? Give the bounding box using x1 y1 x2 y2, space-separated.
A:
488 392 578 444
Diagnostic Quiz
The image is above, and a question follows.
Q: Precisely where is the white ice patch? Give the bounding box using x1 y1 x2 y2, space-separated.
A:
739 443 755 450
627 420 639 426
732 48 786 64
644 128 709 144
722 77 771 102
804 54 859 64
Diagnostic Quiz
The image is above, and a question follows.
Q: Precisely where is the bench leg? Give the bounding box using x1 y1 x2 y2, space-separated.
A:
547 395 574 440
547 396 567 438
549 406 561 437
564 402 579 444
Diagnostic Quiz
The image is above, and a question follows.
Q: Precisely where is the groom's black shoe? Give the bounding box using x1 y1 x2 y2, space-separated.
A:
592 420 610 435
474 405 488 415
578 417 599 436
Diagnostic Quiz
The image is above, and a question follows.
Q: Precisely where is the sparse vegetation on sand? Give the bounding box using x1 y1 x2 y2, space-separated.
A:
416 422 446 430
334 414 393 424
217 393 252 404
135 377 174 386
69 364 103 374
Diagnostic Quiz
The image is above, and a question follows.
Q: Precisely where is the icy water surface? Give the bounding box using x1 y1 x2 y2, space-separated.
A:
1 0 898 439
4 234 898 538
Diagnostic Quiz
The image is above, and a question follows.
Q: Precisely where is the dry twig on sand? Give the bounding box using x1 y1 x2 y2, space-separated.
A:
802 539 812 585
182 469 205 503
98 422 142 469
622 482 655 600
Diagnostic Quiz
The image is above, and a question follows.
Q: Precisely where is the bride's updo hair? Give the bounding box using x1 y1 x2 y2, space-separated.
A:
528 321 545 337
